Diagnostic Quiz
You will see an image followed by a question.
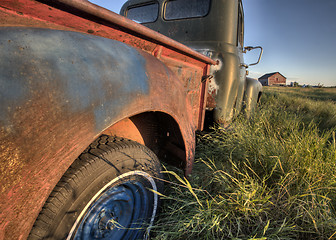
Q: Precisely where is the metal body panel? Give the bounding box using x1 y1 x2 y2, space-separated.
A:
0 26 205 239
0 1 214 238
209 46 241 124
0 0 214 131
0 0 216 66
121 0 262 125
121 0 239 46
185 42 243 125
243 77 263 118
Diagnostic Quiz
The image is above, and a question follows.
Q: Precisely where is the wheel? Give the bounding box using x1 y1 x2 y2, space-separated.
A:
28 135 162 240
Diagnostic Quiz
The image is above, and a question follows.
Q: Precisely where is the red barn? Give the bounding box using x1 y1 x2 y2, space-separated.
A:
258 72 286 86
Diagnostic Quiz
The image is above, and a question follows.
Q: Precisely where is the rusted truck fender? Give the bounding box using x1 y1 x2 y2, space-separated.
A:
0 27 195 239
243 77 263 117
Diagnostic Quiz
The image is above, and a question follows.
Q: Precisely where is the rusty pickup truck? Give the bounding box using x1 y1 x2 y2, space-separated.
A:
0 0 262 239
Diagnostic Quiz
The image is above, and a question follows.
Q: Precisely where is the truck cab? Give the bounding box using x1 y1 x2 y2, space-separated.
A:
120 0 263 125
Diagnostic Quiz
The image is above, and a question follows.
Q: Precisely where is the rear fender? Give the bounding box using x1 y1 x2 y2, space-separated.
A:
0 27 194 239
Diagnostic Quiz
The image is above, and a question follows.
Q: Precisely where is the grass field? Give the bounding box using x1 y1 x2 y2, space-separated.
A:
152 86 336 240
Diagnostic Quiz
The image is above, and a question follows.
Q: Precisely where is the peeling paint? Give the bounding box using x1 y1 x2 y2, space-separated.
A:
0 2 213 239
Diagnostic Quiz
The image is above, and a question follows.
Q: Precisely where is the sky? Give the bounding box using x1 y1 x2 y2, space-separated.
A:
89 0 336 86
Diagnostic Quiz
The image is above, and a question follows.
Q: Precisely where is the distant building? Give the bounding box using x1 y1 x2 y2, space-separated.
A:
258 72 286 86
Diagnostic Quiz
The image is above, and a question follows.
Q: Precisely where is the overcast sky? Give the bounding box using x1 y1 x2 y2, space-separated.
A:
90 0 336 86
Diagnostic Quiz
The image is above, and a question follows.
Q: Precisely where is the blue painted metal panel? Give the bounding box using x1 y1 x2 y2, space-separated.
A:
0 27 149 131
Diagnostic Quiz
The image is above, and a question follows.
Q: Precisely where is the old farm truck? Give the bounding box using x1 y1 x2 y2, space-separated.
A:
0 0 262 239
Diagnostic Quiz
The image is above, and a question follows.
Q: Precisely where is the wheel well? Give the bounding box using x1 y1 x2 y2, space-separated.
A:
102 112 186 169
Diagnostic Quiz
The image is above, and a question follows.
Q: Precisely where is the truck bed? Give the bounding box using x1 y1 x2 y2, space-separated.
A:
0 0 216 238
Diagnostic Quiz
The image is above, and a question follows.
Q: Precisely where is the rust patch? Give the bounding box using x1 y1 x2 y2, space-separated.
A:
0 91 96 239
103 118 145 145
0 1 214 238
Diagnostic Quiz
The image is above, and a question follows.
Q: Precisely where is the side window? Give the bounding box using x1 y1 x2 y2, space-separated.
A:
164 0 211 20
126 2 159 23
237 3 244 47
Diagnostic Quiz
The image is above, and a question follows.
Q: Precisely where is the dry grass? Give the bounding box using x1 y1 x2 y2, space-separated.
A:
152 87 336 240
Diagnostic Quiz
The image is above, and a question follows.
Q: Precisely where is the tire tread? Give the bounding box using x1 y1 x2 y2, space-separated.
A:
28 135 161 240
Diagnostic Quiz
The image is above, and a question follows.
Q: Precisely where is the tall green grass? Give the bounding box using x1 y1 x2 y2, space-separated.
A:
153 88 336 240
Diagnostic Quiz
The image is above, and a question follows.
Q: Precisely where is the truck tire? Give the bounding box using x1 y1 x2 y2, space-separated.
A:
28 135 162 240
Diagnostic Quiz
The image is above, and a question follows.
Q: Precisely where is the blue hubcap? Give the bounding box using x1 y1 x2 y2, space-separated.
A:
74 180 151 240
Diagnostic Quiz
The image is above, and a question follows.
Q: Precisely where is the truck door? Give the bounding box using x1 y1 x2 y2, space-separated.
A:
234 1 247 115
